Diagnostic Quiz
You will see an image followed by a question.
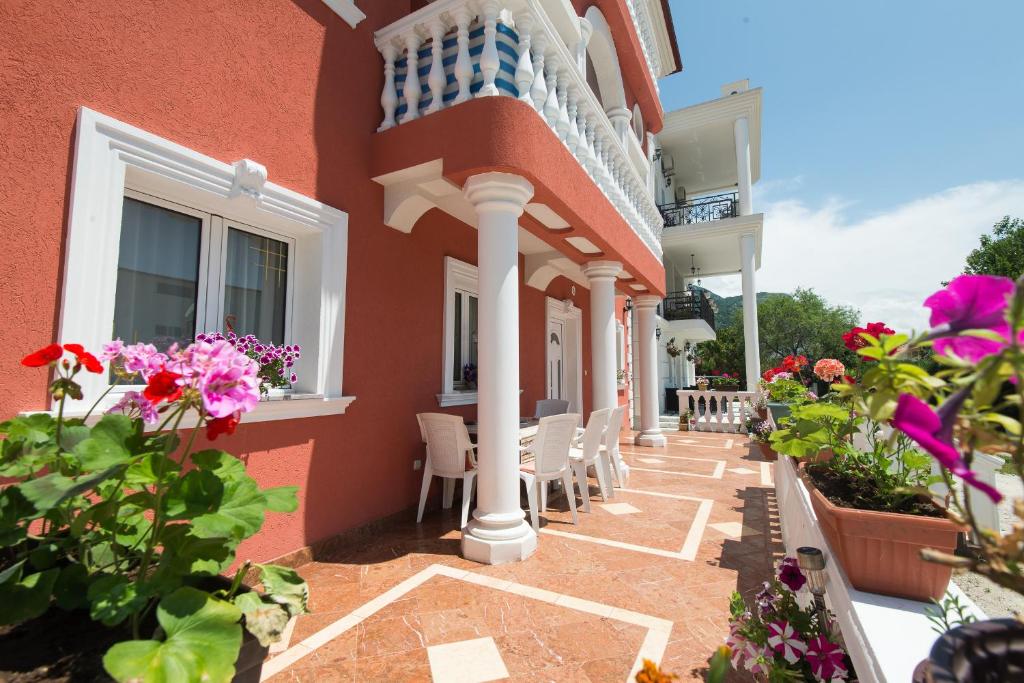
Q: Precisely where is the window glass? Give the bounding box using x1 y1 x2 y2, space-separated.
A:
223 227 289 344
453 291 463 384
467 294 478 369
112 197 201 351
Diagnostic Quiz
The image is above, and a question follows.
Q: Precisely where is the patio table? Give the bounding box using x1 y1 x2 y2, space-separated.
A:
465 420 539 463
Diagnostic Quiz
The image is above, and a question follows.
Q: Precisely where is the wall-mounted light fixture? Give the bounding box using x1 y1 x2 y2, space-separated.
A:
655 327 662 340
623 297 633 314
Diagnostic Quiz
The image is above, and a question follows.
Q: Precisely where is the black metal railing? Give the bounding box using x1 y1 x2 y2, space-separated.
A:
662 290 715 329
658 192 738 227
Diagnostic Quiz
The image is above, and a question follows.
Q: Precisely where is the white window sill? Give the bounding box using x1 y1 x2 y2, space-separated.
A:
436 389 523 408
23 394 356 429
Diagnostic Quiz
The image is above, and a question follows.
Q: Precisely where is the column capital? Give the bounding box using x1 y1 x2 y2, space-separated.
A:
634 294 661 310
581 260 622 282
463 172 535 215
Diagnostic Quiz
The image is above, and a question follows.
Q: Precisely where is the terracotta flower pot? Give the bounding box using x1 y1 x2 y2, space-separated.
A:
806 483 958 601
755 441 777 461
913 618 1024 683
756 407 768 420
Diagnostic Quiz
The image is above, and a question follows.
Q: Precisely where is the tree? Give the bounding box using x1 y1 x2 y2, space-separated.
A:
963 216 1024 279
694 288 861 384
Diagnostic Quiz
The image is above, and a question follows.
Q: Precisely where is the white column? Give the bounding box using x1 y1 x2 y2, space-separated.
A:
634 295 666 447
462 172 537 565
582 261 622 413
740 233 761 392
734 116 753 216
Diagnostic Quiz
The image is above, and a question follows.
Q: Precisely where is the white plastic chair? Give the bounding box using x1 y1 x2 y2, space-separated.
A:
534 399 570 418
519 413 580 531
416 413 477 529
604 405 629 487
569 408 614 511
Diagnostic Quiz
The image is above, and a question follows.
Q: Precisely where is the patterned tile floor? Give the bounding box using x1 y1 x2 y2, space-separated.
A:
263 431 782 682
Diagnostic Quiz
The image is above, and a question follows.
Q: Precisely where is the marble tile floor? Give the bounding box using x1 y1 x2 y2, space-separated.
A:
262 431 782 682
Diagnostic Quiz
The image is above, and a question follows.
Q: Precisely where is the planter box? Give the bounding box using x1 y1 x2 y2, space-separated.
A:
754 441 777 461
807 481 958 602
767 401 790 424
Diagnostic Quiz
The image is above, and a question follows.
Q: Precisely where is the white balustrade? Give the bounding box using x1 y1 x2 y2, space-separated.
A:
373 0 664 260
677 390 756 433
623 0 662 92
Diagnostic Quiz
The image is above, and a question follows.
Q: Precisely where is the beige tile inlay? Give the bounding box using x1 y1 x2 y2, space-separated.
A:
637 457 666 464
601 502 642 515
708 522 762 539
427 636 509 683
727 467 757 475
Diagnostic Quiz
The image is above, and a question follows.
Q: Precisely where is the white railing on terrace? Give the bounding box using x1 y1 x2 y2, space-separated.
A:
373 0 664 259
677 389 756 433
624 0 662 92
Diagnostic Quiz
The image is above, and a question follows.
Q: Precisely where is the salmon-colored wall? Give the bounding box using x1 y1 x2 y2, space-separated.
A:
0 0 612 564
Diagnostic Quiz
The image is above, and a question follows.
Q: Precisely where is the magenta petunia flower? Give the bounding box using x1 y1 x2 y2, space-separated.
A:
805 635 848 681
925 275 1016 361
778 557 807 592
892 393 1002 502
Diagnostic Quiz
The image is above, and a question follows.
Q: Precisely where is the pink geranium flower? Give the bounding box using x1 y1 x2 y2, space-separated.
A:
766 620 807 664
924 275 1016 361
172 339 260 418
107 391 159 423
892 392 1002 502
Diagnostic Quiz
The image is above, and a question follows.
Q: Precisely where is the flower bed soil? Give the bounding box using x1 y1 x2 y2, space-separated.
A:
805 463 945 518
0 607 115 682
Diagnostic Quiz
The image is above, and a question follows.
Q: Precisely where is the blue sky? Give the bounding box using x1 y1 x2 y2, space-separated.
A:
664 0 1024 329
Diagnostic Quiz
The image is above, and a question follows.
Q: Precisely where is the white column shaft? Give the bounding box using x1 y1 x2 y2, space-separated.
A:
634 296 665 447
583 261 621 412
734 116 753 216
740 233 761 391
462 173 537 565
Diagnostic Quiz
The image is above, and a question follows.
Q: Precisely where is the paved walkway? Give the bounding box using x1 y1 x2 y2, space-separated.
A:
262 431 781 682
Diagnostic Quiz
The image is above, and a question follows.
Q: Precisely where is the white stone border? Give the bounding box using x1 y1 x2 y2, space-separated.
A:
618 451 727 479
260 563 673 682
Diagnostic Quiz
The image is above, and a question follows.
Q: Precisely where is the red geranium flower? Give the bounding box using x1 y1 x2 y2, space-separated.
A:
842 374 856 384
780 355 808 372
843 322 895 352
144 369 183 404
206 413 240 441
21 343 64 367
762 368 778 382
63 343 103 374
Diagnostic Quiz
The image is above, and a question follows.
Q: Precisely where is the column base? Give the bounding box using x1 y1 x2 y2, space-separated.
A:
635 431 667 448
462 520 537 565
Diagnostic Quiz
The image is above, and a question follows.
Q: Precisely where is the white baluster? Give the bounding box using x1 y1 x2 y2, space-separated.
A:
514 14 534 106
452 6 474 105
575 107 589 160
555 68 570 141
378 41 399 131
543 54 559 127
477 0 500 97
400 32 422 123
425 18 447 115
530 33 548 111
566 86 580 150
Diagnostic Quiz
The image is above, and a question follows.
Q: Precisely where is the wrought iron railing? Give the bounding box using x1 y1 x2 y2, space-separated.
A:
662 290 715 329
658 192 738 227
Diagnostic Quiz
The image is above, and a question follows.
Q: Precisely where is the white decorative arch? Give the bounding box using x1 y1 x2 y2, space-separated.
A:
632 103 645 142
582 6 628 114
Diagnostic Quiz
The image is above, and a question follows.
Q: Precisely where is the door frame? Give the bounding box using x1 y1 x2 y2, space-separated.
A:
545 297 583 418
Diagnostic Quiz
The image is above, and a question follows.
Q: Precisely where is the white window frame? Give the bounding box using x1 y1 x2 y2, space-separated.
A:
439 257 479 407
616 321 626 386
55 107 354 423
322 0 365 28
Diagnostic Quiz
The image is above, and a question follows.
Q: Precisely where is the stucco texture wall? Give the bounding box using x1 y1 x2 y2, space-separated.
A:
0 0 596 563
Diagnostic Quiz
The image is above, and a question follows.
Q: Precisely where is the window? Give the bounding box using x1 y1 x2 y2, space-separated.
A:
440 257 480 406
616 322 626 383
57 108 352 422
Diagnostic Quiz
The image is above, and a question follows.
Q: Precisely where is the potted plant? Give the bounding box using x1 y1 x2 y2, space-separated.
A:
696 377 710 391
753 392 769 420
715 557 854 681
463 362 477 389
666 337 682 359
197 331 300 398
1 339 308 682
861 274 1024 679
711 373 740 392
761 375 810 424
680 410 693 431
812 358 845 398
748 417 776 460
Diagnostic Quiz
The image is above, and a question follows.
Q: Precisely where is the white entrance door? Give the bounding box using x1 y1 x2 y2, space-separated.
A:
547 320 565 400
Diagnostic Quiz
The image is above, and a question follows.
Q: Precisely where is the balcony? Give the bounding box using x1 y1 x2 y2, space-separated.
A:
657 192 737 227
662 289 715 329
372 0 664 260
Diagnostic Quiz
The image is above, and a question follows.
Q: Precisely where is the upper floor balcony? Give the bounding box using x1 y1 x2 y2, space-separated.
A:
662 289 715 329
370 0 666 277
657 191 738 227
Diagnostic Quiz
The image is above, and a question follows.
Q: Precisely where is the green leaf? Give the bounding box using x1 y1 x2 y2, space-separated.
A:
0 559 26 585
103 587 242 683
0 488 32 547
857 346 884 360
17 466 122 514
163 470 224 520
53 564 89 610
74 415 138 471
191 479 266 541
257 564 308 617
959 328 1009 343
261 486 298 513
154 526 233 580
0 568 58 625
2 413 54 444
191 450 247 484
28 542 59 570
982 412 1022 436
235 592 290 647
88 574 146 626
58 424 92 452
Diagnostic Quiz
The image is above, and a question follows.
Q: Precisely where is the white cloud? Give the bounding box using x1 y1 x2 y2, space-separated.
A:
701 180 1024 332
